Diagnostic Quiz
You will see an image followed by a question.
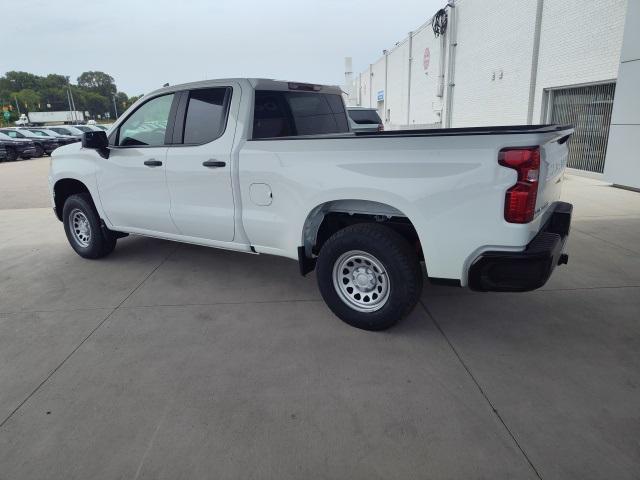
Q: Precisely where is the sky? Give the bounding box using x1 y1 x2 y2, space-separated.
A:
3 0 443 96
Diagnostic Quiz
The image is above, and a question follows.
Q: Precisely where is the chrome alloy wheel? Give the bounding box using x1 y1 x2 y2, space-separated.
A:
332 250 390 312
69 208 92 248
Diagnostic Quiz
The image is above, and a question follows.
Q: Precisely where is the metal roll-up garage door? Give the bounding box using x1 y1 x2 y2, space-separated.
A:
547 82 616 174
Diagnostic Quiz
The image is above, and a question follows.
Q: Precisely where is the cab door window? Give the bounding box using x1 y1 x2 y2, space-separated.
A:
116 93 174 147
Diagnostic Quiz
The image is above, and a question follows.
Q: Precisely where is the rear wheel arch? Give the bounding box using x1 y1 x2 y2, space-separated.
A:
300 199 424 272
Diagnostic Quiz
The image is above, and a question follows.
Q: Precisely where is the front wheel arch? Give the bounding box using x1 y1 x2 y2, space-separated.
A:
53 178 91 221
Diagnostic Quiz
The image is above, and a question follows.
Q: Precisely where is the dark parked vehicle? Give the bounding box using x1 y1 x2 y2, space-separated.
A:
0 143 7 162
47 125 85 140
26 128 79 146
0 128 60 156
0 131 37 160
347 107 384 133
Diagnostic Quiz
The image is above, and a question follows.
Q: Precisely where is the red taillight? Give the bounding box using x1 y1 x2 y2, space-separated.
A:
378 124 384 132
498 147 540 223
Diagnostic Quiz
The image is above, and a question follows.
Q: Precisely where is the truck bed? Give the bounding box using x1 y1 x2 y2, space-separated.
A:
248 124 574 141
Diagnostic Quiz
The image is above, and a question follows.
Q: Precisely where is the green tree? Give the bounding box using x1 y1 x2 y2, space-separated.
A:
83 91 109 118
14 89 41 111
77 71 118 117
41 74 69 90
0 70 132 118
2 71 40 92
77 71 116 97
39 87 68 110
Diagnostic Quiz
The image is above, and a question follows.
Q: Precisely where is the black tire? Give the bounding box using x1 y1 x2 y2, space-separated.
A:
33 144 44 158
6 147 18 162
316 223 423 331
62 193 117 259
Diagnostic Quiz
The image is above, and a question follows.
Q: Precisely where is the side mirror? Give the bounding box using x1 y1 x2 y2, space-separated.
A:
81 131 109 158
82 130 108 149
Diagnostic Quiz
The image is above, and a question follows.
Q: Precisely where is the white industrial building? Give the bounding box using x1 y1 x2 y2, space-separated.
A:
346 0 637 187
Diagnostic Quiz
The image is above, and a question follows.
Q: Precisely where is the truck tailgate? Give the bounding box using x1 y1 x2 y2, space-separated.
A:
536 128 573 218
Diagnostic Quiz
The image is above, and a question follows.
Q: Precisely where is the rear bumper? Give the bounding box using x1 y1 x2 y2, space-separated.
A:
468 201 572 292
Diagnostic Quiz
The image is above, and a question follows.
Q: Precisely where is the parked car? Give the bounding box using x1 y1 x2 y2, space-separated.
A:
25 128 79 145
93 124 113 131
47 126 85 139
49 78 573 331
71 124 102 133
0 131 37 160
0 128 59 156
347 107 384 133
0 142 7 162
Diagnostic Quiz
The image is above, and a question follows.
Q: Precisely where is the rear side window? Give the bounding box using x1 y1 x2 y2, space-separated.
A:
182 88 231 144
348 109 382 125
253 91 349 139
2 130 22 138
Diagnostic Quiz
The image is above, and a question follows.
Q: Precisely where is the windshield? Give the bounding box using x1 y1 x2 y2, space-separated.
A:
73 125 92 132
94 125 109 130
347 109 382 125
0 132 14 140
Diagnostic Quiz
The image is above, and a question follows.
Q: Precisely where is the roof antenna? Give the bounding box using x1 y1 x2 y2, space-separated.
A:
163 83 170 87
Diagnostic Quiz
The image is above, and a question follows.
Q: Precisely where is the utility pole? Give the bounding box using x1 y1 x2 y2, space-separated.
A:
66 76 78 123
69 87 78 122
112 95 118 119
14 95 21 115
66 87 73 121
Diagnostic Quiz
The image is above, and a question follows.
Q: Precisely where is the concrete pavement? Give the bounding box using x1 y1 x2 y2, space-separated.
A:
0 159 639 479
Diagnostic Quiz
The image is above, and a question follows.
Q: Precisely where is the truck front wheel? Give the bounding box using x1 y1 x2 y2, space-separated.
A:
62 193 117 259
316 223 423 331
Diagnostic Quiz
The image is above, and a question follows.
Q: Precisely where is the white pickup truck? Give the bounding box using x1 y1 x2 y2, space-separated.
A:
49 78 573 331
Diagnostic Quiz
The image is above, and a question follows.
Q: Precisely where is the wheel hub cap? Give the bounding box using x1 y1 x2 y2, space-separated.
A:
69 209 91 248
332 250 390 312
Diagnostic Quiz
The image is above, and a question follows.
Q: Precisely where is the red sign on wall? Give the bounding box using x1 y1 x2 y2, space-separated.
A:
423 48 431 74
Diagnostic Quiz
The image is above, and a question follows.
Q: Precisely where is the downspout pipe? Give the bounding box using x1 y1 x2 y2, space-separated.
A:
437 31 446 98
527 0 544 124
384 50 389 125
444 1 457 128
369 64 373 107
407 31 413 126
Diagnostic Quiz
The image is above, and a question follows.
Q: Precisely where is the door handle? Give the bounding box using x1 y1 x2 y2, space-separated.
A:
144 159 163 167
202 160 226 168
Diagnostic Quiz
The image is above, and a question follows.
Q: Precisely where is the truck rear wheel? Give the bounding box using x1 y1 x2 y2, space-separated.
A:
62 193 117 259
316 223 423 331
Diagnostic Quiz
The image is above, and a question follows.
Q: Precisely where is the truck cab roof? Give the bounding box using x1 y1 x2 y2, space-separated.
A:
147 78 343 97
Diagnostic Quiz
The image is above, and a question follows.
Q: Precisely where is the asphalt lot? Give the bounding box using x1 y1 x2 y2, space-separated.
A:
0 157 639 479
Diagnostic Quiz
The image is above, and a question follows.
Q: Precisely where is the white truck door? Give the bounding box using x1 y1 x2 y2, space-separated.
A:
165 86 237 242
97 93 179 234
